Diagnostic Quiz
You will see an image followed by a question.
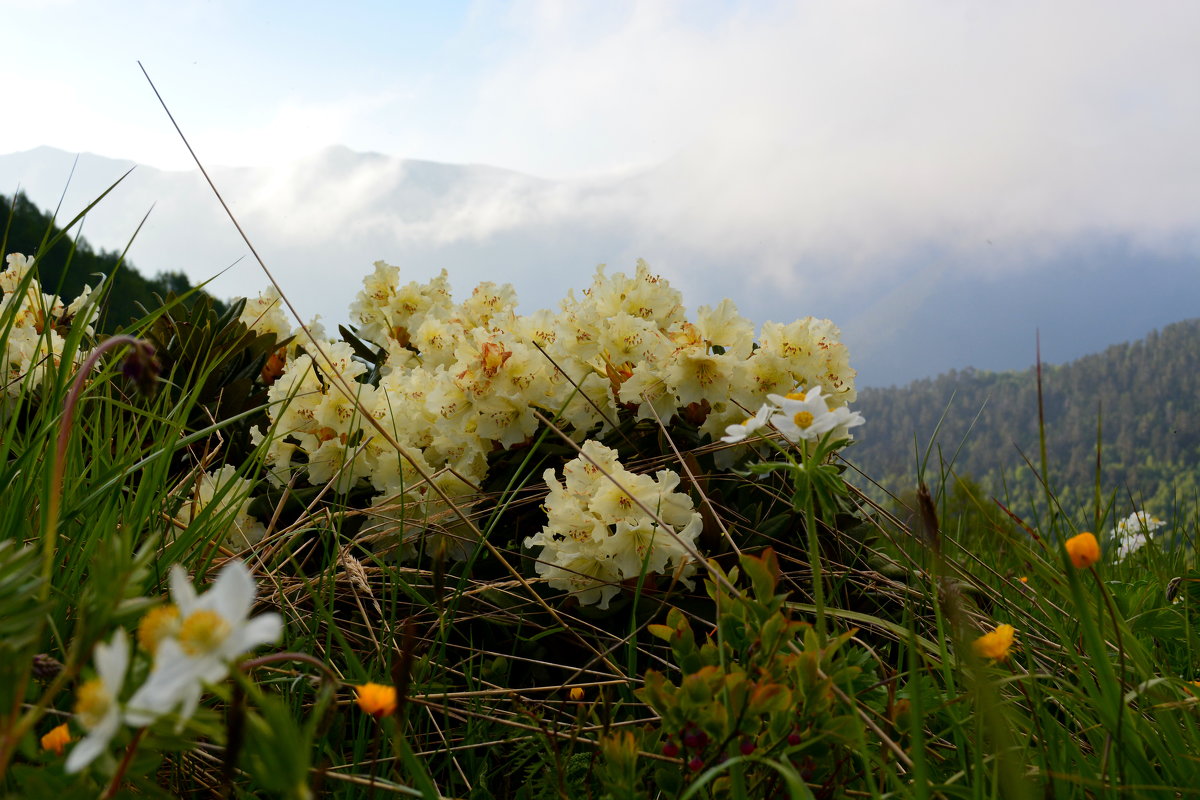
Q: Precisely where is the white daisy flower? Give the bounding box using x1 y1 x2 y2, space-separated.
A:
767 386 863 443
65 629 130 773
1112 511 1167 561
126 560 282 726
721 403 774 444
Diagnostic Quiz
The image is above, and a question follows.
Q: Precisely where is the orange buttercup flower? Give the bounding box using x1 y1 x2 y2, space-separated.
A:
354 682 397 718
1065 532 1101 569
972 624 1016 662
41 722 71 756
568 686 585 701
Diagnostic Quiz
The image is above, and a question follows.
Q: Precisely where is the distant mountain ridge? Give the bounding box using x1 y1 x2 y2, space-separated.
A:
2 145 1198 387
849 318 1200 515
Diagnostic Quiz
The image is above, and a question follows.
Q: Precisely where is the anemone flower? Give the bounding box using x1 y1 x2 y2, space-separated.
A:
126 560 281 727
65 629 129 773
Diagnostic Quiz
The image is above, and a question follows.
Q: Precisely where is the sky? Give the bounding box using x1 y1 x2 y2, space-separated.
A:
1 0 1199 385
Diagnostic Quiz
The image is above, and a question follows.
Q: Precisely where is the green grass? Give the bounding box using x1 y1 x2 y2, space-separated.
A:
0 196 1198 800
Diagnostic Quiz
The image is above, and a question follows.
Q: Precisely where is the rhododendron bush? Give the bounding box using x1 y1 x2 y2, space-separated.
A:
0 253 99 395
235 259 859 605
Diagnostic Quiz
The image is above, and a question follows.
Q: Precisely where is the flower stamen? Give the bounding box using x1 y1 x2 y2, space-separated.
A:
74 678 112 730
137 605 181 655
179 610 233 656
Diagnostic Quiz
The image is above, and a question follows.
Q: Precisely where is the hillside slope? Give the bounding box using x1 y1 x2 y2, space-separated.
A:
849 318 1200 514
1 191 219 330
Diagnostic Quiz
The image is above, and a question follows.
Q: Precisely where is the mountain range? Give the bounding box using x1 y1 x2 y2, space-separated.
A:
1 145 1196 387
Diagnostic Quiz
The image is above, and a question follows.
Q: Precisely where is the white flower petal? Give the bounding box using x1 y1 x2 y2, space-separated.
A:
125 640 195 724
64 709 117 773
170 565 198 614
93 628 129 695
224 613 283 658
210 560 255 623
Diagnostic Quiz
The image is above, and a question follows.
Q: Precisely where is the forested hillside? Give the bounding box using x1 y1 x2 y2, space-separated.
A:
1 191 220 329
850 318 1200 516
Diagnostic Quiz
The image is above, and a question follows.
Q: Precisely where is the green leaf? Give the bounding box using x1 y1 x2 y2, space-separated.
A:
0 541 47 687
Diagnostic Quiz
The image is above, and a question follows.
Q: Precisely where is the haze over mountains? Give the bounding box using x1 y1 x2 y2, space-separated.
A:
1 145 1195 388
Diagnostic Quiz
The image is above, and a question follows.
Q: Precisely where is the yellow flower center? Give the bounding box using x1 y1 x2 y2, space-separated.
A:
74 678 111 730
793 411 814 429
785 391 807 401
137 605 181 655
480 341 512 377
179 610 232 656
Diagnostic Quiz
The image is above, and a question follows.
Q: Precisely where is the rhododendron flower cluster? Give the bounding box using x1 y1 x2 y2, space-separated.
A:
176 466 267 549
249 261 856 561
523 440 702 609
0 253 98 395
237 285 293 343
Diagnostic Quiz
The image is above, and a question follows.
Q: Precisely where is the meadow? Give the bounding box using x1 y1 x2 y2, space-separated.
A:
0 188 1197 800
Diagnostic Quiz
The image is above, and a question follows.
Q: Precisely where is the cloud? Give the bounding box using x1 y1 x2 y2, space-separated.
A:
456 0 1200 280
4 1 1200 386
10 0 1199 281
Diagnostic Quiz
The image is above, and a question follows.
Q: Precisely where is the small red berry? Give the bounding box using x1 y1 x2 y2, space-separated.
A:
682 731 702 749
739 739 756 755
688 756 705 772
662 742 680 758
787 732 802 746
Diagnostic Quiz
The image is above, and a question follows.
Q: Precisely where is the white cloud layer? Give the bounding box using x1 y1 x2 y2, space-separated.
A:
1 1 1198 384
462 1 1200 267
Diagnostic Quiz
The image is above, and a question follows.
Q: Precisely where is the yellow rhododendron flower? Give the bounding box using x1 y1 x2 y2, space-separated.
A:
973 624 1016 662
355 682 398 718
41 723 71 756
1065 532 1101 569
524 440 702 609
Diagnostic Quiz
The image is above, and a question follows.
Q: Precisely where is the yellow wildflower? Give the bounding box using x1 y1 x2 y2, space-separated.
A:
568 686 585 701
1065 532 1101 569
41 723 71 756
972 623 1016 662
354 682 397 718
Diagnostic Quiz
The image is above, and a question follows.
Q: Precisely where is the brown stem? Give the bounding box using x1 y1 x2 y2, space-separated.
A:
102 727 146 800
